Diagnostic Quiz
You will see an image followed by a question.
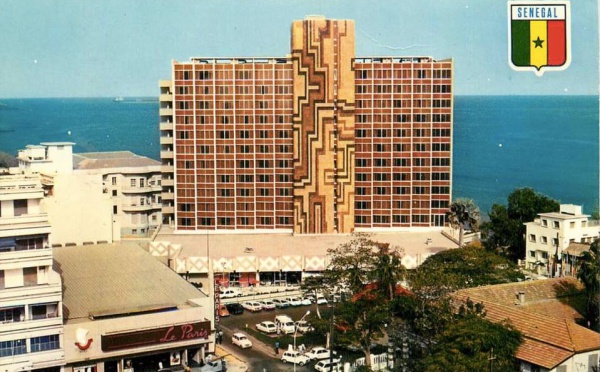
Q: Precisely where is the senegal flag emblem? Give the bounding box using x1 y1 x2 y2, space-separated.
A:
508 1 571 76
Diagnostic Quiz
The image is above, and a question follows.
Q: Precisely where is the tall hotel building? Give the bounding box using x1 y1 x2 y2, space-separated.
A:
159 17 453 234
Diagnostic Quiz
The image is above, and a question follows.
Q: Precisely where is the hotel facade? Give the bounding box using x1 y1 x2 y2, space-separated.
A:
159 17 453 234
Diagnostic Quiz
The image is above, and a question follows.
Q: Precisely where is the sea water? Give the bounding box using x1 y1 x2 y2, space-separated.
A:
0 96 597 215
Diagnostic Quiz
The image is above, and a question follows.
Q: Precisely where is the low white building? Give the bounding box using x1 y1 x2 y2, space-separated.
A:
0 173 65 371
524 204 600 276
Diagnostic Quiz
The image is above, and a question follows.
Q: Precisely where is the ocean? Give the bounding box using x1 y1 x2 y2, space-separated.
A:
0 96 598 216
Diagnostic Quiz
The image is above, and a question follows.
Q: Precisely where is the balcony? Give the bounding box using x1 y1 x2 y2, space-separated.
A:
161 165 174 173
159 93 173 102
162 178 174 187
160 108 173 116
121 186 162 194
160 150 174 159
162 205 175 214
160 136 174 145
160 122 173 131
162 192 174 200
122 203 154 212
0 214 51 238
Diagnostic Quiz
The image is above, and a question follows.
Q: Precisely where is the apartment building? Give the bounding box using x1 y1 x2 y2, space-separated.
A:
524 204 600 276
159 16 453 234
73 151 163 238
0 173 64 371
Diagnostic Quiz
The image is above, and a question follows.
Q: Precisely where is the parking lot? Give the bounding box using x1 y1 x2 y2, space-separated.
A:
216 295 355 371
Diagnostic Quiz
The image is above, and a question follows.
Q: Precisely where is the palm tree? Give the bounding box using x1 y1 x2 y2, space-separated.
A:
446 198 480 247
577 239 599 328
372 243 404 300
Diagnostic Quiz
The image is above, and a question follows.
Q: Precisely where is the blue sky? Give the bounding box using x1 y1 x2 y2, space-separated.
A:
1 0 597 98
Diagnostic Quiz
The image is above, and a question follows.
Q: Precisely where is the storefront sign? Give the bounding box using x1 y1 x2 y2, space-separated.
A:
101 321 211 352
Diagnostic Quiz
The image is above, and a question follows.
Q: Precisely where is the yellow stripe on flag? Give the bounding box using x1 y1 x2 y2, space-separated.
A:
530 21 547 69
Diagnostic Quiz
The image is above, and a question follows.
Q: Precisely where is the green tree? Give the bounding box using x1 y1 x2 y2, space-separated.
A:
413 245 525 291
577 239 599 329
446 198 480 247
482 188 559 261
0 151 17 168
414 310 522 372
302 233 405 370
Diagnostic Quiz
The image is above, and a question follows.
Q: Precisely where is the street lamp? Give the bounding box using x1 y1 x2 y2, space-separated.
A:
293 310 310 372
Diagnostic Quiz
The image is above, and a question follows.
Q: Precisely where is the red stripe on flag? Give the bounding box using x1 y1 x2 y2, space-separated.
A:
547 21 566 66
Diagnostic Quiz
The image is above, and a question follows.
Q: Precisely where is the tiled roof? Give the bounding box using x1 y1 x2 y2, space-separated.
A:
455 278 600 369
73 151 160 170
53 242 206 323
564 242 591 257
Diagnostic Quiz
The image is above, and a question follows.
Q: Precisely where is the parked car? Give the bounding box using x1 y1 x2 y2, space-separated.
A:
256 321 278 334
287 297 303 306
198 360 223 372
231 333 252 349
274 314 296 334
316 294 328 305
220 288 242 299
225 303 244 315
272 298 290 308
314 359 342 372
295 320 314 334
217 304 229 318
305 347 333 360
298 297 312 306
241 301 263 312
258 300 276 310
281 350 311 366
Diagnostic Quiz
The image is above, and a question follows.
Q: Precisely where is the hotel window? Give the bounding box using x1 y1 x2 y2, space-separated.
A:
13 200 27 216
278 160 289 168
239 188 252 197
221 116 230 124
412 214 429 223
373 215 390 224
433 143 451 151
394 114 409 123
130 179 136 187
219 217 232 226
393 100 402 108
414 143 427 152
552 238 559 246
258 130 269 139
541 252 549 259
240 145 251 153
113 206 118 215
258 175 272 182
529 234 536 242
277 130 290 138
177 101 190 110
259 217 272 225
197 71 211 80
239 160 250 168
433 129 451 137
542 219 548 227
356 187 366 196
394 186 408 195
259 189 270 196
279 188 291 196
393 215 410 223
358 70 368 79
355 216 368 224
413 186 427 195
258 160 270 168
199 218 213 226
529 250 536 258
237 175 253 182
374 173 389 181
431 200 449 208
219 131 230 139
432 158 450 166
278 145 289 153
375 144 385 152
356 129 367 138
432 186 450 194
259 145 270 153
374 159 388 167
393 173 409 181
278 217 290 224
541 236 548 244
355 201 369 209
277 174 290 182
375 187 388 195
553 221 560 229
432 172 450 181
238 217 249 225
185 161 193 169
356 159 369 167
394 159 409 167
356 173 368 181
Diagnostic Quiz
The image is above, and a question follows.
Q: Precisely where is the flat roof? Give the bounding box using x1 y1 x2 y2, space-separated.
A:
53 242 206 323
73 151 160 170
156 228 457 260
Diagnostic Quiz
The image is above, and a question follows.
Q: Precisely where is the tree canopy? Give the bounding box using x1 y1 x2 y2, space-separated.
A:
301 233 405 369
577 239 599 329
482 187 559 261
411 245 525 292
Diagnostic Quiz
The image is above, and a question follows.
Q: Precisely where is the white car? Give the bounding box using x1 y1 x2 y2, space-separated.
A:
220 288 242 299
281 350 311 366
314 359 342 372
298 297 312 306
198 360 223 372
295 320 314 334
305 347 333 360
256 321 278 334
258 300 276 310
241 301 263 312
316 295 328 305
272 298 290 308
287 296 303 306
231 333 252 349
